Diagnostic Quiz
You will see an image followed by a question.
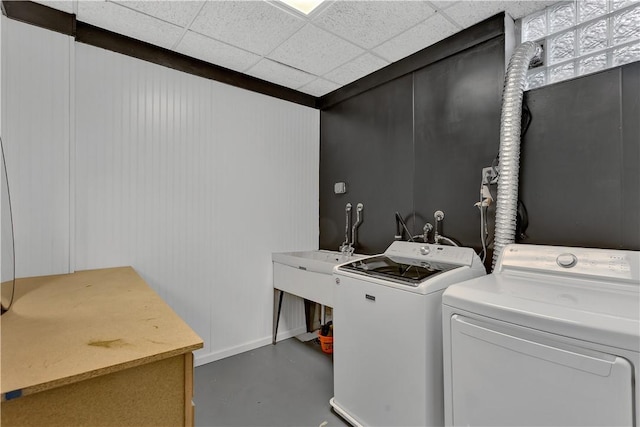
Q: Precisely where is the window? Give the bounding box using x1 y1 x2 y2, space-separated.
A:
520 0 640 89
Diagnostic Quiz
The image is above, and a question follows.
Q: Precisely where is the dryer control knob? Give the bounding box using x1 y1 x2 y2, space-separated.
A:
420 246 430 255
556 253 578 268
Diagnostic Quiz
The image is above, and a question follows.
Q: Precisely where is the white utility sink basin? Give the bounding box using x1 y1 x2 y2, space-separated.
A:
272 250 366 307
272 250 364 275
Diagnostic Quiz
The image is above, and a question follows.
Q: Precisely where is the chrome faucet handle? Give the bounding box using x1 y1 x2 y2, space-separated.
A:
340 243 355 257
422 223 433 243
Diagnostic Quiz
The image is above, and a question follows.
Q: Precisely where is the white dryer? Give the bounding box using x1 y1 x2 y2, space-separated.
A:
442 244 640 426
331 241 485 427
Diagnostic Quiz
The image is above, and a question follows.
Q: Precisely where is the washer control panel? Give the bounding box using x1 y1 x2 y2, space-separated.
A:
499 244 639 283
385 241 476 266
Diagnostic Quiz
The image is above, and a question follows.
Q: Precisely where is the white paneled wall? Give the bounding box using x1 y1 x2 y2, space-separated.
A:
1 17 72 278
74 44 319 363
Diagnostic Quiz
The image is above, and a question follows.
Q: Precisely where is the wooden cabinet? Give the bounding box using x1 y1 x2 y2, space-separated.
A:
1 267 203 426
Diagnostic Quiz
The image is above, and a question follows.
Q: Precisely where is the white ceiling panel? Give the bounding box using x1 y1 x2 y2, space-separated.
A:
442 1 557 28
502 1 560 20
268 24 364 75
441 1 510 28
77 1 183 49
298 78 341 96
245 58 317 89
312 1 437 49
429 1 461 10
324 53 389 85
175 31 261 73
189 1 305 55
29 0 560 98
112 1 205 27
373 13 460 62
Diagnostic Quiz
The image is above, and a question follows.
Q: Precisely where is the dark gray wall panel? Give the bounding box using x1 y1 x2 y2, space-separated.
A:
621 62 640 250
519 67 629 248
319 13 638 256
413 37 505 248
319 75 414 254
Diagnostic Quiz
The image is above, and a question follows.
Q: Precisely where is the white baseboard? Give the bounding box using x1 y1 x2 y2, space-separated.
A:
194 325 308 367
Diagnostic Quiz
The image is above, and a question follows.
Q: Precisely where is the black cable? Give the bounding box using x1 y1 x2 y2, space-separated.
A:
0 135 16 314
395 212 415 242
492 99 533 170
521 99 532 139
516 99 531 241
484 99 533 248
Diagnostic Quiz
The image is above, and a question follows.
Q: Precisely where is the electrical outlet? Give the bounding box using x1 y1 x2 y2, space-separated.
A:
482 167 498 185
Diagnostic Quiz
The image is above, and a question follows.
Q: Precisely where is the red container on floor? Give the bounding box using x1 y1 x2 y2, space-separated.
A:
318 332 333 354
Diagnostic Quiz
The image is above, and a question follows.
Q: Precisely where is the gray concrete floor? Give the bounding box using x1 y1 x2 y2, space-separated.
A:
194 338 349 427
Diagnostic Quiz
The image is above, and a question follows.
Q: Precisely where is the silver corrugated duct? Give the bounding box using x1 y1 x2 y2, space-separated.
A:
492 41 541 270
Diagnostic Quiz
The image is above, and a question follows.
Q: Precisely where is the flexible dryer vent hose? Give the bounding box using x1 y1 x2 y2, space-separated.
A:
492 41 541 270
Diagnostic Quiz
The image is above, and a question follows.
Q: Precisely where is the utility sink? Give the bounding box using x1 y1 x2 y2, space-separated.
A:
272 250 366 307
272 250 364 275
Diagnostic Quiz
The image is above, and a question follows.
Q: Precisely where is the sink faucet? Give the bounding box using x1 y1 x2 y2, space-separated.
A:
422 223 433 243
339 203 353 255
350 203 364 250
340 243 355 257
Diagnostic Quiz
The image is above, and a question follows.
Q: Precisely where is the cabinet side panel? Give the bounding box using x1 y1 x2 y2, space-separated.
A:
1 356 185 426
185 352 195 427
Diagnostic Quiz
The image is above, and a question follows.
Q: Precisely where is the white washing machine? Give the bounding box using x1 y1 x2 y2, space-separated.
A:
330 241 485 427
442 244 640 426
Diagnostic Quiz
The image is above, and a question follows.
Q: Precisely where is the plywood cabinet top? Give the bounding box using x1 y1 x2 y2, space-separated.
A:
0 267 203 400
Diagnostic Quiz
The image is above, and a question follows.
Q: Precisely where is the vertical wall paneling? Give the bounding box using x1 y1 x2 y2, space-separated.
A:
520 68 625 248
68 33 76 273
320 35 639 255
319 36 505 255
1 15 3 135
413 37 505 249
620 62 640 249
74 44 319 364
1 17 71 278
319 75 414 254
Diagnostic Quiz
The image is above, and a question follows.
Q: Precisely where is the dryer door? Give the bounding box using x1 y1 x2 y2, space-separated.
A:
449 315 634 426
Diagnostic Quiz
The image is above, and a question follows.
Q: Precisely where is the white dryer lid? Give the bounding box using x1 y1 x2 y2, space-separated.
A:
443 274 639 352
443 245 640 353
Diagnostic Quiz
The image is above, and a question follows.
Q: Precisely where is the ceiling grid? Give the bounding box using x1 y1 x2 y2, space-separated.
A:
32 0 559 96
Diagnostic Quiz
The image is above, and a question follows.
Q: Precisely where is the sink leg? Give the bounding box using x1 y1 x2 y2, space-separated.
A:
273 290 284 345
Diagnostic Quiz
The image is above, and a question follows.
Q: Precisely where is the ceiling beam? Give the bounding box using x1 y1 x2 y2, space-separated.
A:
2 0 74 36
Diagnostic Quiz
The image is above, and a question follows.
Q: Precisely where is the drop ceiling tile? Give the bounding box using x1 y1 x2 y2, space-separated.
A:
112 1 204 27
373 13 459 62
189 1 305 56
245 59 317 90
298 78 341 96
443 1 554 29
78 1 183 49
268 24 364 75
175 31 261 73
32 1 75 14
441 1 508 28
323 53 389 85
429 1 460 11
503 1 559 20
313 1 437 49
